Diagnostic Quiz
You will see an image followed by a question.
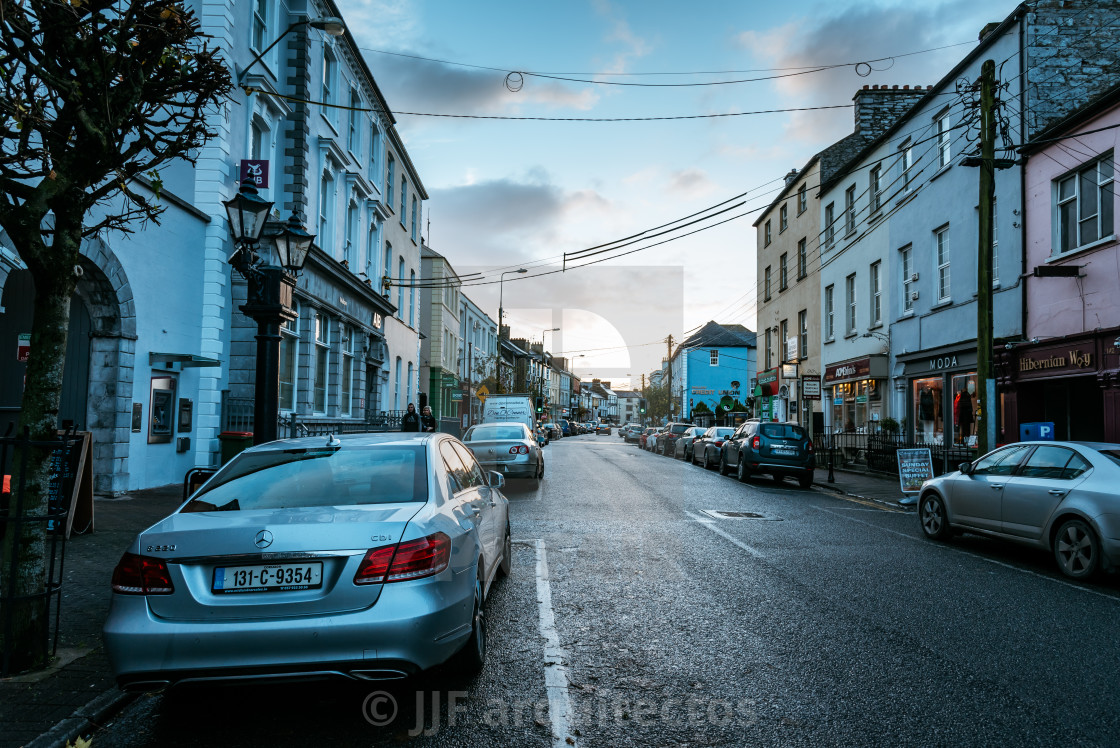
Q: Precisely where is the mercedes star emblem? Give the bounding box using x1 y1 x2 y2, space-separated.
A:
254 530 274 549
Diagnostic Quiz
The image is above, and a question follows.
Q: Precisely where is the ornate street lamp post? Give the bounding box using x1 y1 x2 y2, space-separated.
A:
223 180 314 445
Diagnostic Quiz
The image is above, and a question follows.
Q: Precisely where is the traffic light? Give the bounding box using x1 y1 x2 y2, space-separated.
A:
639 398 647 413
535 396 544 413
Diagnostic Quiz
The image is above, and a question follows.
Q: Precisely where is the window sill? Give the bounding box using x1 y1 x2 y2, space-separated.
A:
824 337 835 345
869 323 883 331
930 163 953 182
844 332 858 340
931 298 953 310
895 189 918 209
899 310 915 319
1048 234 1117 261
844 229 857 239
869 210 884 224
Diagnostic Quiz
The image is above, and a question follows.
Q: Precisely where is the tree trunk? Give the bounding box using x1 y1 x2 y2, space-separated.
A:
0 224 77 673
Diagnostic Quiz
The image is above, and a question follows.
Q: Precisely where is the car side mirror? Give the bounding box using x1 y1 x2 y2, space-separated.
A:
958 462 973 476
489 471 506 489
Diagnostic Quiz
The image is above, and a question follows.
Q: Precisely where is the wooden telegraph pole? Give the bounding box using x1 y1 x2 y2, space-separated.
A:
666 335 674 420
976 59 997 455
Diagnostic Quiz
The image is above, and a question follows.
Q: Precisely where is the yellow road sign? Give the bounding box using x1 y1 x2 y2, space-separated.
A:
476 385 489 401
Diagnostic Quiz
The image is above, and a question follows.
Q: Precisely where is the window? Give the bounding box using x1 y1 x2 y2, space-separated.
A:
779 319 789 361
971 445 1031 476
1056 153 1114 253
935 225 950 301
343 200 356 266
1019 446 1081 479
409 270 416 326
901 244 915 313
318 171 334 256
279 300 299 411
382 242 392 296
386 154 395 207
779 253 788 291
845 273 857 334
397 257 405 319
710 350 719 366
797 238 807 279
313 311 330 413
400 179 407 226
870 165 882 214
936 110 952 169
798 310 808 361
764 266 772 301
321 50 337 123
251 0 269 53
369 125 381 181
348 88 361 154
779 204 788 233
764 328 772 368
764 220 772 247
394 357 402 410
797 183 807 214
250 118 274 201
341 324 353 416
844 185 856 235
407 362 413 406
411 196 418 241
899 139 914 192
825 285 835 340
870 261 881 325
824 202 835 247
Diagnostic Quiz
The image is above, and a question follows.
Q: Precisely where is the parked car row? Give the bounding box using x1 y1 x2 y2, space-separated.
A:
637 419 816 489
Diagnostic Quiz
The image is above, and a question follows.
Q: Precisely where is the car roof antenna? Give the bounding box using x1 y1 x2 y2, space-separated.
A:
326 433 341 447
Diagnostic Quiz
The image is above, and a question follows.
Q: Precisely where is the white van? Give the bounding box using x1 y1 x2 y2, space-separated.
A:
480 394 535 432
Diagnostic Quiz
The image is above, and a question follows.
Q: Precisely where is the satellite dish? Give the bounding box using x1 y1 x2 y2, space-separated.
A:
778 385 790 398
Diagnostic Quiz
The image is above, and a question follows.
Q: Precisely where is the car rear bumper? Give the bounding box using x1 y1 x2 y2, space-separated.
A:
744 456 815 474
103 572 474 690
478 456 540 478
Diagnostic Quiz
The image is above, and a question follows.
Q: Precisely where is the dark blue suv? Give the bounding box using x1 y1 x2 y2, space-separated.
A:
720 420 815 488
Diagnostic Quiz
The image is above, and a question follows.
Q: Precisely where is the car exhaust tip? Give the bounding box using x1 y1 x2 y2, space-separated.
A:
349 669 410 681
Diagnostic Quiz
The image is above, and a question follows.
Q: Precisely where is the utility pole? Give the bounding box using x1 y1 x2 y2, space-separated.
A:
976 59 997 455
666 334 674 421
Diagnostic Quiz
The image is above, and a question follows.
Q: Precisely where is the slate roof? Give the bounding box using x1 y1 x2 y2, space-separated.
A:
680 321 757 352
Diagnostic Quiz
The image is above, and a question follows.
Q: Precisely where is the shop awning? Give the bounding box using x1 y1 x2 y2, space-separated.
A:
149 352 222 369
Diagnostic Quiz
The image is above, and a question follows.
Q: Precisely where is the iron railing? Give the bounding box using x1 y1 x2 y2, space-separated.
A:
221 391 408 438
814 428 978 478
0 427 76 676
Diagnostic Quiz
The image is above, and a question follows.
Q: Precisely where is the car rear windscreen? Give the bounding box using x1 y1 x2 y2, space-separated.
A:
467 425 529 441
760 423 807 439
182 445 428 512
670 425 691 434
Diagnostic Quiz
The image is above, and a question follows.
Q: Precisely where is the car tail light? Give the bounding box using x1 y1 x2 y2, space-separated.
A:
807 440 814 453
354 532 451 585
714 440 724 447
509 445 529 455
111 552 174 595
750 436 760 450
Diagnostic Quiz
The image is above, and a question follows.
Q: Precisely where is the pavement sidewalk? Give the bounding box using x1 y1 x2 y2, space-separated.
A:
812 467 911 507
0 484 184 748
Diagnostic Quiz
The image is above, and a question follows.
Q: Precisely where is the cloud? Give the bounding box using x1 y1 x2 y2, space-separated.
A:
667 169 717 199
733 1 992 144
591 0 654 76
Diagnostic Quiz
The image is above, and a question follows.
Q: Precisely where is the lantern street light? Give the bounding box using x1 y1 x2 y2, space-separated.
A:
223 180 314 445
237 16 346 87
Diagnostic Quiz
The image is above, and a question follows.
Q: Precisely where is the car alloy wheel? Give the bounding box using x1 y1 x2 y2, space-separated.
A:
454 577 487 674
919 493 953 541
498 527 512 578
719 453 729 476
702 451 709 469
736 457 750 483
1053 518 1100 580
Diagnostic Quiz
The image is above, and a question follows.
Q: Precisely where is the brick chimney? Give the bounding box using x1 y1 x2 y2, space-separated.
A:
783 168 799 186
852 84 929 137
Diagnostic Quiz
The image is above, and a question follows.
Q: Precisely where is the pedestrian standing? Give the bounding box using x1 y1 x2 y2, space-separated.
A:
420 405 437 433
401 403 421 432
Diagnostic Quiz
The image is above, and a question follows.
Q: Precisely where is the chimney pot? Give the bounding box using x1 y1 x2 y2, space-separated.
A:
863 84 870 90
893 85 899 90
903 85 909 90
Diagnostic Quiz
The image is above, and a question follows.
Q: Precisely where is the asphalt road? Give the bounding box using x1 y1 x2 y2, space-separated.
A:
94 434 1120 747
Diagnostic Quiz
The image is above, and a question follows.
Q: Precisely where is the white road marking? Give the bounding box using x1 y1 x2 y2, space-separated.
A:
683 510 767 558
811 505 1120 602
533 538 578 747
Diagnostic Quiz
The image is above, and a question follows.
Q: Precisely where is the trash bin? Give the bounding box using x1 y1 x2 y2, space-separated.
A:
218 431 254 464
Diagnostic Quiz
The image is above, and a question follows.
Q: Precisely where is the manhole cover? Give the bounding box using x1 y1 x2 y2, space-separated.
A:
700 510 782 521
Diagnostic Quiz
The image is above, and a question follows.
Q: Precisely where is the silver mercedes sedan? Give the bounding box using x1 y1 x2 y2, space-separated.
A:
917 440 1120 580
103 432 511 690
462 421 544 487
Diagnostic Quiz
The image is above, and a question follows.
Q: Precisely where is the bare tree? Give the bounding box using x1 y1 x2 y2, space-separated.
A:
0 0 232 671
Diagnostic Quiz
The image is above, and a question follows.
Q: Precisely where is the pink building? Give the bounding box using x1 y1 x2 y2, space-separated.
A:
998 85 1120 442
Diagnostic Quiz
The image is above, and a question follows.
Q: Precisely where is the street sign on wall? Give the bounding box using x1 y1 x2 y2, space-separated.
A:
801 375 822 400
240 159 269 188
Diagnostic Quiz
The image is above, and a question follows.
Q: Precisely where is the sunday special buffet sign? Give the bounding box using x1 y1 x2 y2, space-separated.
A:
897 448 934 494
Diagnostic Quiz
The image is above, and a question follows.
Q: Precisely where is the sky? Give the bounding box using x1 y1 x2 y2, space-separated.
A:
336 0 1021 389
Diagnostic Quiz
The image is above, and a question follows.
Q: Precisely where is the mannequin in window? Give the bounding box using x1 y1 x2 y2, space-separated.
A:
955 385 974 443
919 385 935 441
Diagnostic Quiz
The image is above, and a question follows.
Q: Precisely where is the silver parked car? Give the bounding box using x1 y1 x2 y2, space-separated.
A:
917 441 1120 580
104 432 511 690
463 421 544 487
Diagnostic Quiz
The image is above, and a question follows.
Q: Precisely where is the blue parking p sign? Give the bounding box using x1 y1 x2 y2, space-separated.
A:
1019 422 1056 441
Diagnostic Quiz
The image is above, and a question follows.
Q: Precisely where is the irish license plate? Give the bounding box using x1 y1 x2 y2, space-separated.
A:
212 562 323 594
772 446 799 456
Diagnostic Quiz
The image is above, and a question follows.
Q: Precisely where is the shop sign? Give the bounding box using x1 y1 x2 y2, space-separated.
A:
760 397 772 420
824 357 871 384
897 448 934 494
758 367 779 386
16 333 30 362
1017 348 1094 375
239 159 269 188
801 375 822 400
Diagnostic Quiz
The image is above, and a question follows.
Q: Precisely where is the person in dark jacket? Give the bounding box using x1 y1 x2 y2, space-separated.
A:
401 403 420 432
420 405 437 433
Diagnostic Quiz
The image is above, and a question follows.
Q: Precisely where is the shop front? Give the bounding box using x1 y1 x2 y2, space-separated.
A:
997 330 1120 443
898 347 978 447
823 355 888 432
755 367 783 422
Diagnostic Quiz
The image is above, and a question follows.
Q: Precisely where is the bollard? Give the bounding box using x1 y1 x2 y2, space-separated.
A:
827 437 836 483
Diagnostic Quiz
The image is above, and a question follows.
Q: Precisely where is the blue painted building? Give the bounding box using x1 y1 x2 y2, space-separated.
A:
671 322 757 422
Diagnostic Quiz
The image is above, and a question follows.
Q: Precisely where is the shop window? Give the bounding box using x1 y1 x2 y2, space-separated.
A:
951 373 977 446
913 377 944 444
830 379 880 432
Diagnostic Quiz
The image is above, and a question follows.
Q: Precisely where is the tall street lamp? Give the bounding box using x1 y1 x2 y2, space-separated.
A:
496 267 527 394
237 16 346 87
223 180 314 445
541 327 559 414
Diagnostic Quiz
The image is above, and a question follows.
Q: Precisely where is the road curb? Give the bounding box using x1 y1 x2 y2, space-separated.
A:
26 687 136 748
813 482 911 511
